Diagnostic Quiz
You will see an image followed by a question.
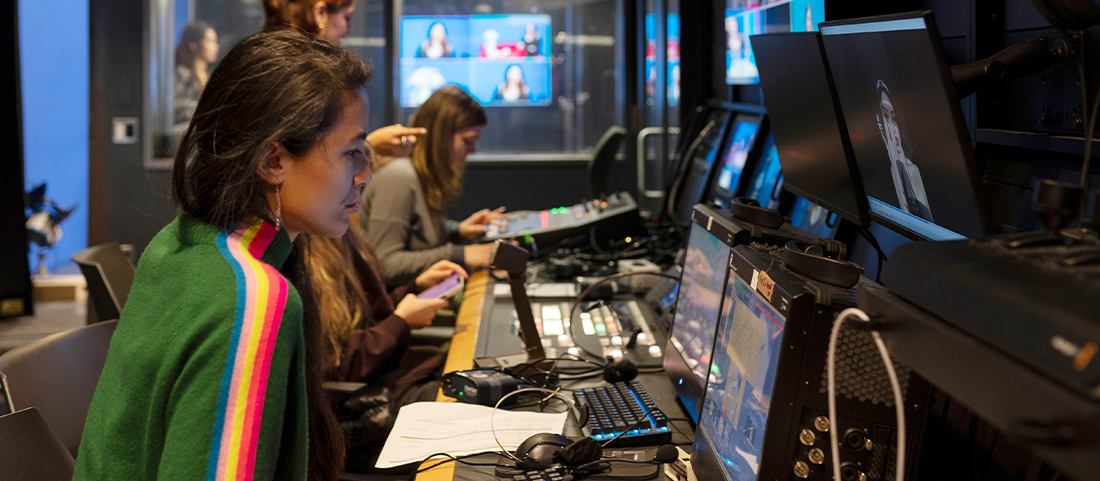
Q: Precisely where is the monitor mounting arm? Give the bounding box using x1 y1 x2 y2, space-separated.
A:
952 37 1061 99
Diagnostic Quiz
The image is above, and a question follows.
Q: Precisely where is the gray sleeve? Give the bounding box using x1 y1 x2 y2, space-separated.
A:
445 219 464 243
360 171 461 287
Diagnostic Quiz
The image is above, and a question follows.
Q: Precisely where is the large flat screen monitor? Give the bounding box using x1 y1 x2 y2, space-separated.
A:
696 259 787 480
726 0 825 85
820 12 989 240
664 207 736 423
707 115 763 209
400 14 552 107
753 32 870 226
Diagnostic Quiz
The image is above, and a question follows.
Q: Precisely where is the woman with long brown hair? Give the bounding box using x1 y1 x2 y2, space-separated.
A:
264 0 426 158
361 85 505 288
75 29 370 480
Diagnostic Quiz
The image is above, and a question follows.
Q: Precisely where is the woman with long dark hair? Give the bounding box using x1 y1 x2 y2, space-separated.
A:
173 21 219 128
75 29 371 480
361 85 504 288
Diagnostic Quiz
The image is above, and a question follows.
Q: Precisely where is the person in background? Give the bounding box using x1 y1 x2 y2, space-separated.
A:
416 22 455 59
519 22 542 56
361 85 505 289
173 21 219 129
492 64 532 102
74 29 372 481
264 0 425 158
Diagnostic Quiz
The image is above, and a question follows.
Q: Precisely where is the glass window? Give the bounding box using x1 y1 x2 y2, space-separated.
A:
397 0 625 154
144 0 388 168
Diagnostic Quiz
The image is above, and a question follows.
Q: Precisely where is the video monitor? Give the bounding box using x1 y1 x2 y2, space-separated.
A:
753 32 870 226
707 116 762 209
665 208 736 423
670 109 733 226
400 14 552 107
726 0 825 85
790 197 840 238
821 12 989 240
696 269 787 480
743 135 784 210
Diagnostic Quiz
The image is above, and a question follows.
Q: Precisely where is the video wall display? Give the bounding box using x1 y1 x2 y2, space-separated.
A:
726 0 824 84
645 14 681 106
400 14 552 107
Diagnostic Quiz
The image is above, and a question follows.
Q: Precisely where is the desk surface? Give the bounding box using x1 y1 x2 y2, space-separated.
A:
417 271 689 480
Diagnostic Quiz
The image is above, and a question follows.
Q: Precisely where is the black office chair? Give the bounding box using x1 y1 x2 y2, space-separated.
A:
0 320 118 457
0 408 75 481
586 126 628 199
72 242 135 322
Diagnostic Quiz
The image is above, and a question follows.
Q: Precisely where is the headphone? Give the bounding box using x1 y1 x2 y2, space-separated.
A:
491 388 593 470
782 240 862 288
730 197 785 228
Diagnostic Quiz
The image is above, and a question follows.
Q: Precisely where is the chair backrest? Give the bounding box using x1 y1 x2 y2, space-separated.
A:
0 320 118 457
586 126 628 199
0 408 75 481
72 242 135 322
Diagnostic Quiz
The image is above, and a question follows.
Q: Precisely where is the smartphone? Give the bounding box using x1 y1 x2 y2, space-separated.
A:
417 272 465 299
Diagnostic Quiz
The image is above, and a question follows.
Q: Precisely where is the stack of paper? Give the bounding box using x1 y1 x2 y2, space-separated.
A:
375 402 569 469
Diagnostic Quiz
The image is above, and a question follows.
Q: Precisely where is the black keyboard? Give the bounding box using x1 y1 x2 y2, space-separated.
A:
573 380 671 447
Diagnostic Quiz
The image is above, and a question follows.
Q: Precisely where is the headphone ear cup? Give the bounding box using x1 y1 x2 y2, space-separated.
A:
577 402 590 429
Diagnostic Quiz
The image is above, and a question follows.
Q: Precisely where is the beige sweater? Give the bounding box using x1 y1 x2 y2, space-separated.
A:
360 157 464 288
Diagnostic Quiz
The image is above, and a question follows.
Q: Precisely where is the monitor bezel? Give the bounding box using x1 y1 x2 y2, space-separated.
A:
663 204 742 423
752 31 871 227
819 10 993 240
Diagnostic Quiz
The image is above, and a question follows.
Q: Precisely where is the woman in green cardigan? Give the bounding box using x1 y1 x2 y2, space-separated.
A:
75 29 371 480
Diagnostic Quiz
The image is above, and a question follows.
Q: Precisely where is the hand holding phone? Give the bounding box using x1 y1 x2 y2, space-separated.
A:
417 272 465 299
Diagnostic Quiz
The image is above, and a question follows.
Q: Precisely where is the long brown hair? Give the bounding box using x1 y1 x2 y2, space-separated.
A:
171 28 372 480
303 224 377 371
392 85 486 211
174 20 213 68
263 0 353 35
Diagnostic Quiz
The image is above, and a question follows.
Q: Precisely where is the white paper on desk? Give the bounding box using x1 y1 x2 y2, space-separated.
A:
375 402 568 469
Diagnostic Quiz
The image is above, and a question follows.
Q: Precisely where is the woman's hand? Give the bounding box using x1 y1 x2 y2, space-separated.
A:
458 207 507 240
367 124 428 158
393 294 449 330
415 260 468 291
463 243 496 269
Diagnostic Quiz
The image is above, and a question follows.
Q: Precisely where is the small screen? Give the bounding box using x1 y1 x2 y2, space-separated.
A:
400 15 552 107
699 273 787 481
821 15 984 240
710 119 760 208
674 109 733 226
726 0 825 85
790 197 839 238
670 222 732 391
744 136 784 210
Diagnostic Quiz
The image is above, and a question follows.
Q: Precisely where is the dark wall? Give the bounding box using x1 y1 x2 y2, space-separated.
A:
89 0 176 257
1 0 33 318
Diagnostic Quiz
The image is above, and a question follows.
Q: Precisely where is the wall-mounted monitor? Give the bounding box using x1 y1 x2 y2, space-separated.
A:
400 14 552 107
821 12 990 240
725 0 825 85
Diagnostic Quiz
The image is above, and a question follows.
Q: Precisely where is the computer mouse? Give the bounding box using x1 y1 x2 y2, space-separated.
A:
515 433 573 469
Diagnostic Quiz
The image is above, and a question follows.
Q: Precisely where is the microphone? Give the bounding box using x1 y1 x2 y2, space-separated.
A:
602 359 639 383
654 444 679 464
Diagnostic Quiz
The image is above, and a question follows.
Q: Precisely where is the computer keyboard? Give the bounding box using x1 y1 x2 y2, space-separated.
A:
574 380 672 447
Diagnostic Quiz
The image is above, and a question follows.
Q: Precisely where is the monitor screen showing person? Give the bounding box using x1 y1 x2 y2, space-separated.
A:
400 14 552 107
744 136 784 210
698 271 787 481
726 0 825 85
821 13 988 240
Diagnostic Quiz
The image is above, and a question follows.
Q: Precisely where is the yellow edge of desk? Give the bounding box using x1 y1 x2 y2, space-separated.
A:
420 270 492 480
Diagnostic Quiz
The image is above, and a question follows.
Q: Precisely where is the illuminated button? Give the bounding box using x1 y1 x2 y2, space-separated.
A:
541 305 562 319
568 347 580 356
557 334 574 347
648 345 662 357
611 336 623 346
610 349 623 360
637 333 653 345
594 322 607 335
542 319 565 336
541 338 552 348
599 338 610 347
582 318 595 335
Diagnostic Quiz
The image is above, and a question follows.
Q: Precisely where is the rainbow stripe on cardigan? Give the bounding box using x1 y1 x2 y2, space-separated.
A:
208 219 289 481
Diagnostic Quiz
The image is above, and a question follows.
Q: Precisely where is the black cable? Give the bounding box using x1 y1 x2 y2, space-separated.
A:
599 404 659 447
567 271 681 361
414 451 514 473
857 226 887 283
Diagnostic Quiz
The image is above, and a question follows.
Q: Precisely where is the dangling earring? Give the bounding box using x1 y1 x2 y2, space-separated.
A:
273 184 283 228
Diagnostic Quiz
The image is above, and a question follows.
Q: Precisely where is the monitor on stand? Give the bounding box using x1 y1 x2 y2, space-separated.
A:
743 134 786 211
820 11 991 240
707 114 764 209
752 31 869 227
